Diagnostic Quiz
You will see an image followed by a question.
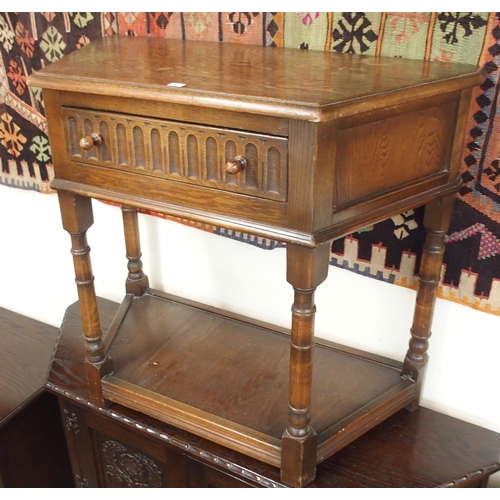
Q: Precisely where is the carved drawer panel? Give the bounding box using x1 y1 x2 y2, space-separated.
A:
62 107 288 202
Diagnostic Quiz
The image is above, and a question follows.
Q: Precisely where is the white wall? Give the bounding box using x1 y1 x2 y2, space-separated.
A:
1 183 499 487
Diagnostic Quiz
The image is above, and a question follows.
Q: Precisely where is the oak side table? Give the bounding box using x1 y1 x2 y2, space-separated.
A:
28 37 485 487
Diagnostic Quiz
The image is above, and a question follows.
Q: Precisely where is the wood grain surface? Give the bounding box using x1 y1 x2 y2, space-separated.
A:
0 308 59 423
0 308 74 487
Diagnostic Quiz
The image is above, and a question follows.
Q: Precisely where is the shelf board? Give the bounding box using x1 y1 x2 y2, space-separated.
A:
102 289 416 467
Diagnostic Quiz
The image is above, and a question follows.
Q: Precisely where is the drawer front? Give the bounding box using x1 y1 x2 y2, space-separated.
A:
62 107 288 202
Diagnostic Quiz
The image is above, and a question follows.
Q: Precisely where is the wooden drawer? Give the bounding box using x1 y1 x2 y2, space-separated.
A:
62 107 288 202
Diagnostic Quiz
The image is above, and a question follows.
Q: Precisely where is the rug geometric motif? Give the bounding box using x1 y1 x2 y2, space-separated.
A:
1 12 499 317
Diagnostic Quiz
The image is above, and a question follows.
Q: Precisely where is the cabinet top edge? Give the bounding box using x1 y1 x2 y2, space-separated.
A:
27 37 486 121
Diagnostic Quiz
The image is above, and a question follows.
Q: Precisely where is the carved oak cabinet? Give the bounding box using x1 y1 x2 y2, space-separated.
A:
28 37 485 487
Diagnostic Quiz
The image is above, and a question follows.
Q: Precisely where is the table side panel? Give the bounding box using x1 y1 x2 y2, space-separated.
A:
335 99 457 210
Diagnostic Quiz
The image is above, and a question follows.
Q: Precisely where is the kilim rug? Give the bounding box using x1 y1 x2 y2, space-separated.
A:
1 12 499 316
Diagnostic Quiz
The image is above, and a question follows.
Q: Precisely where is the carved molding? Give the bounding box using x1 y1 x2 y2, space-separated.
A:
440 464 500 488
75 473 89 487
63 409 80 434
102 439 162 488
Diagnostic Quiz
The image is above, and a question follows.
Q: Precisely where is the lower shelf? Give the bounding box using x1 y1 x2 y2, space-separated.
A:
102 289 416 467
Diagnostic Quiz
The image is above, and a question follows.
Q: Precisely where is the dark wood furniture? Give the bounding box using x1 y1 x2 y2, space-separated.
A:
49 298 500 488
28 37 486 486
0 308 74 487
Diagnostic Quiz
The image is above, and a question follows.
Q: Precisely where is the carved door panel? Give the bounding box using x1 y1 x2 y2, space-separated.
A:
95 435 167 487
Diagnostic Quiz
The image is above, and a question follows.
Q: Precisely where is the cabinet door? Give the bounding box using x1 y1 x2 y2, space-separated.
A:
59 398 251 488
60 399 184 487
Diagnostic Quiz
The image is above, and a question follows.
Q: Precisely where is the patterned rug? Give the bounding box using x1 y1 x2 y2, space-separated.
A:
1 12 499 316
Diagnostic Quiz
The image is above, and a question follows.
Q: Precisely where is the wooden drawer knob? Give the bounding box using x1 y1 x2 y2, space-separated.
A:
79 133 103 150
225 156 247 175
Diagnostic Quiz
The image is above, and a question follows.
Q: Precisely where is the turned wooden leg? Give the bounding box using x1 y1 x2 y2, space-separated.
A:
58 191 113 406
403 194 456 410
281 242 330 487
121 205 149 296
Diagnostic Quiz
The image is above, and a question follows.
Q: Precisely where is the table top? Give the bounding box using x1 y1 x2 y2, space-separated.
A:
0 308 60 424
47 297 500 488
28 37 485 121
